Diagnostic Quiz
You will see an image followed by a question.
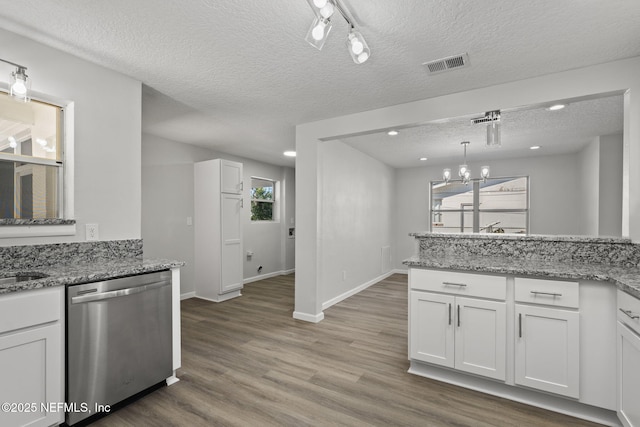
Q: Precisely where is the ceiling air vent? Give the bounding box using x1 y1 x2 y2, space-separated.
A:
423 53 470 75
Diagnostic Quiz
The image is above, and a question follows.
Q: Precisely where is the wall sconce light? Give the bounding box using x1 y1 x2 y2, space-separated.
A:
1 58 31 102
304 0 371 64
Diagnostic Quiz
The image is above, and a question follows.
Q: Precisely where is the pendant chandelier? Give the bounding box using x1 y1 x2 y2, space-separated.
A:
442 141 490 184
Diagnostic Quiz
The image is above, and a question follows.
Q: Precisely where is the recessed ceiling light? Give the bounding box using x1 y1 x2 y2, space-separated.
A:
530 145 541 150
419 157 428 161
546 104 566 111
387 130 399 136
283 151 296 157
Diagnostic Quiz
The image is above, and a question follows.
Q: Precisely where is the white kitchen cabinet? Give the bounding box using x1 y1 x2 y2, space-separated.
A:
195 159 244 302
515 304 580 398
0 287 64 427
617 289 640 427
410 290 506 381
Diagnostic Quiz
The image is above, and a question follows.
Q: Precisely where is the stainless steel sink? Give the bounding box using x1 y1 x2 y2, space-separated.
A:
0 273 48 286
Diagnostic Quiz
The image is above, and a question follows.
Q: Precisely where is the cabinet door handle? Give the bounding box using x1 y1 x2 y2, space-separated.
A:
620 308 640 320
448 303 452 325
240 181 244 191
443 281 468 288
457 304 461 327
530 291 562 297
240 198 244 208
519 313 522 338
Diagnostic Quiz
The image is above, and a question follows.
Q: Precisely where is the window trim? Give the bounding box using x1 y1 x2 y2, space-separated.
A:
250 176 278 222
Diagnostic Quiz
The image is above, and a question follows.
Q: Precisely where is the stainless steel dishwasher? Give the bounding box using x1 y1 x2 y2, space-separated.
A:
66 270 173 425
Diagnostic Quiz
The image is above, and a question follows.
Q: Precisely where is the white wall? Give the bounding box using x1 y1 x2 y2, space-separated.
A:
394 153 582 269
296 56 640 322
0 28 142 245
141 134 295 296
599 134 623 236
318 140 395 305
579 139 601 236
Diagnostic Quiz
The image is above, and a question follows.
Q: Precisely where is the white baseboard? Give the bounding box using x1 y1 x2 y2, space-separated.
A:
195 290 242 303
244 269 295 284
293 311 325 323
392 268 408 275
180 291 195 300
322 270 397 311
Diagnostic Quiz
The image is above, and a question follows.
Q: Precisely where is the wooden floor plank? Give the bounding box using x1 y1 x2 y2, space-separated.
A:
91 273 601 426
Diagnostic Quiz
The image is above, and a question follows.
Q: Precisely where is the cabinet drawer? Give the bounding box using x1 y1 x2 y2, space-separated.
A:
515 277 579 309
0 287 61 335
618 290 640 336
410 269 506 300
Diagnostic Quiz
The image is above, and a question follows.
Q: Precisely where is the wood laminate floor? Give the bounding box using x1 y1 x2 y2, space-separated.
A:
92 273 601 426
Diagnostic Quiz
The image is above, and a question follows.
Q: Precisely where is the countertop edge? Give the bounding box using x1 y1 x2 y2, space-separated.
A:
403 257 640 300
0 259 185 295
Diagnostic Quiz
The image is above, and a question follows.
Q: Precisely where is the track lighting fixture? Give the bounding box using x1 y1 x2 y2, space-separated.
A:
304 0 371 63
1 58 31 102
471 110 501 148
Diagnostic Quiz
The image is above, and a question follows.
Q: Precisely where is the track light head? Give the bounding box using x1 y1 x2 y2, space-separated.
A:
8 65 30 102
346 29 370 64
305 16 333 50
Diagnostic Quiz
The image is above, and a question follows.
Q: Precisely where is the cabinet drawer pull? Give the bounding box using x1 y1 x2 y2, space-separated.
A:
457 304 461 327
620 308 640 320
448 303 452 326
530 291 562 297
443 281 468 288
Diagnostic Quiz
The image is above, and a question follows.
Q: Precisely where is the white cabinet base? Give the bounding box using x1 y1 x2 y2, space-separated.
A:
409 360 620 427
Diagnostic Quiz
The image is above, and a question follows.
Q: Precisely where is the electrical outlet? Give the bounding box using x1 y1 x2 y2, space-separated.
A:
86 224 99 241
186 216 193 226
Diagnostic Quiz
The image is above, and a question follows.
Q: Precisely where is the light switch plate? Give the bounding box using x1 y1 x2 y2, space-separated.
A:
86 224 99 241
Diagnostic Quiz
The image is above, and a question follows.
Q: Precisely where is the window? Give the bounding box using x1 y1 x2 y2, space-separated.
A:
0 92 63 219
251 177 276 221
430 176 529 234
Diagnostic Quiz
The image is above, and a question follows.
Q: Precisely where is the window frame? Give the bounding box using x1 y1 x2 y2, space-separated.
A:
250 176 277 222
429 175 529 234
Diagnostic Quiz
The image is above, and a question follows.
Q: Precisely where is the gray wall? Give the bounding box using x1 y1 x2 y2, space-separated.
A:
142 134 295 296
319 140 395 304
0 28 142 245
394 152 584 270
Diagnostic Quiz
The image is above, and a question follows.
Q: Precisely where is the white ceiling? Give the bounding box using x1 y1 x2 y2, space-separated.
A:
0 1 638 167
341 93 624 168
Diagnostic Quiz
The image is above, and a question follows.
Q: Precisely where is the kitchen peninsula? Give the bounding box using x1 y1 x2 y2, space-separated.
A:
404 233 640 427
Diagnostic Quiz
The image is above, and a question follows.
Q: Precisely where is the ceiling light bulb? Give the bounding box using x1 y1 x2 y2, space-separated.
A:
547 104 566 111
481 166 490 180
420 157 428 161
37 138 47 147
443 168 451 183
12 79 26 95
357 52 369 63
319 3 334 18
387 130 398 136
283 151 296 157
459 164 468 177
8 136 17 148
313 0 327 7
312 21 326 41
530 145 541 150
351 38 364 55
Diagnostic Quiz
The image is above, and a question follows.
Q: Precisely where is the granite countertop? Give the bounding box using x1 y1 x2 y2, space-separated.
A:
408 232 633 244
404 254 640 300
0 258 185 295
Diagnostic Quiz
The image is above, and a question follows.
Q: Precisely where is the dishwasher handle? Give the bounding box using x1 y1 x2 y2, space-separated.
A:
71 280 171 304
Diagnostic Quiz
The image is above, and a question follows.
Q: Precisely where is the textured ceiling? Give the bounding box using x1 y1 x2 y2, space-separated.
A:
341 94 624 168
0 1 639 167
